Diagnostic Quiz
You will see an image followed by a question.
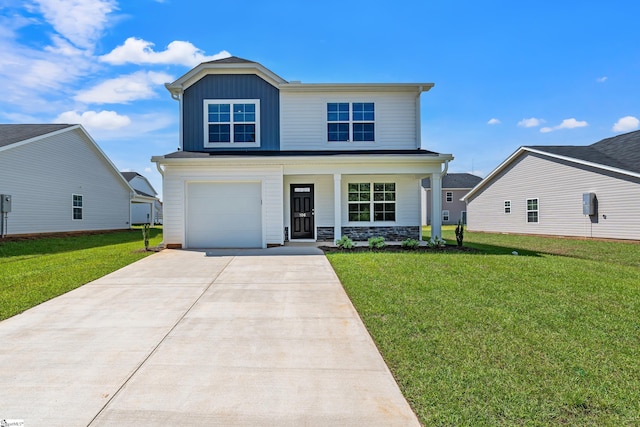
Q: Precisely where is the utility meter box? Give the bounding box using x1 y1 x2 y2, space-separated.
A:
582 192 596 216
0 194 11 213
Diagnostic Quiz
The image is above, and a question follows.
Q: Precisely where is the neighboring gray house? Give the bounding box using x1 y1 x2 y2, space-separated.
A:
422 173 482 225
0 124 133 237
121 171 162 225
462 130 640 240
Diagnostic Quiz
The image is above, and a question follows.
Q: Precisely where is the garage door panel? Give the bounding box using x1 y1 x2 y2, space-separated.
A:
187 182 262 248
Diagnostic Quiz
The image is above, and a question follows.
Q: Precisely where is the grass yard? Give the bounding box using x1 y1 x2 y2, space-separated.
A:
0 227 163 321
326 228 640 426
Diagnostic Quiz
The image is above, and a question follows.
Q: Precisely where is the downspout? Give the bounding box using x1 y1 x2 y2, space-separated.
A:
167 84 183 151
442 159 449 176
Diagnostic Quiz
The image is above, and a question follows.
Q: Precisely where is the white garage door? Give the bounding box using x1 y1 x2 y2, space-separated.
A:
186 182 262 248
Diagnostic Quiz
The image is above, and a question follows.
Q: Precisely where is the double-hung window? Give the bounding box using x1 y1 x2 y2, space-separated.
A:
205 99 260 146
504 200 511 214
72 194 83 220
327 102 375 142
446 191 453 203
348 182 395 222
527 198 539 223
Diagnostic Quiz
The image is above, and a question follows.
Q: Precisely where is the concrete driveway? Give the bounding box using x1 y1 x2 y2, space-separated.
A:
0 247 420 426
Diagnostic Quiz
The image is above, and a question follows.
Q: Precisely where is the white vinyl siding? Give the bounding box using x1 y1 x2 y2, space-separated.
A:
161 165 283 248
0 128 131 235
280 91 418 150
466 153 640 240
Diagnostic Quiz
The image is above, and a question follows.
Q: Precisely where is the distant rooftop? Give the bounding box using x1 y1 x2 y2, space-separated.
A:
422 173 483 189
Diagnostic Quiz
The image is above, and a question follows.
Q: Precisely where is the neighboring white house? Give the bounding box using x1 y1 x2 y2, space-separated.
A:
422 173 482 226
152 56 453 248
462 130 640 240
121 171 162 224
0 124 134 236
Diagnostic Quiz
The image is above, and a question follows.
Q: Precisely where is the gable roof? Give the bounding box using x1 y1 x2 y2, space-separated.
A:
120 171 158 198
462 130 640 201
165 56 434 97
422 173 482 189
1 123 134 192
0 124 74 148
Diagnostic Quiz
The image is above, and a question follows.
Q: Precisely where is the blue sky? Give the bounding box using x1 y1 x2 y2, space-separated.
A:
1 0 639 199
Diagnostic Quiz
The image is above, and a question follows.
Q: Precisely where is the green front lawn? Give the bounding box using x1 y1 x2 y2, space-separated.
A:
327 229 640 426
0 228 162 320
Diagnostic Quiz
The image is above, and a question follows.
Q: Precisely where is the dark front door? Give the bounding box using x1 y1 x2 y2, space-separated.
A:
291 184 314 239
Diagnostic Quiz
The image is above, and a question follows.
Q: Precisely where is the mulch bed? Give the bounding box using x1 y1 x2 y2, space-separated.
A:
319 244 478 253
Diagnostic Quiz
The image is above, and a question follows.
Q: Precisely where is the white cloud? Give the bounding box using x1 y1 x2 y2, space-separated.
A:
518 117 544 128
74 71 173 104
487 118 501 125
54 110 131 131
33 0 117 50
612 116 639 132
100 37 231 66
540 118 589 133
597 76 608 83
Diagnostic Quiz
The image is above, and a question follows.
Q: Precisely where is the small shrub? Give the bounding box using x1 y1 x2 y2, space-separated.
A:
401 238 420 250
455 220 464 247
368 236 386 250
335 235 355 250
427 236 447 248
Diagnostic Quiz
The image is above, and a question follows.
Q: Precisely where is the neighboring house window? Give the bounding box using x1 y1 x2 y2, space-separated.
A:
446 191 453 203
442 210 449 222
204 99 260 146
348 182 395 222
72 194 83 220
504 200 511 214
527 198 539 223
327 102 375 142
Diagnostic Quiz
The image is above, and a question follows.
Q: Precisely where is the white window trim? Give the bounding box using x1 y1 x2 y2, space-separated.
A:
526 198 539 223
504 200 511 214
72 194 83 221
442 209 450 222
347 182 396 224
445 191 453 203
203 99 261 148
326 101 376 144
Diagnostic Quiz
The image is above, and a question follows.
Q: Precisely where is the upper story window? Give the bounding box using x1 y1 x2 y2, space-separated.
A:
327 102 375 142
446 191 453 203
204 99 260 147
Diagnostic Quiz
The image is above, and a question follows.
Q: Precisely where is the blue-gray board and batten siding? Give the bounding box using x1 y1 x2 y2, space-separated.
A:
182 74 280 152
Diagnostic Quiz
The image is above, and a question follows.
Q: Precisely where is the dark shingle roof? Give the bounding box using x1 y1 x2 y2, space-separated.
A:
202 56 256 65
527 129 640 174
0 124 74 148
422 173 483 189
121 171 141 182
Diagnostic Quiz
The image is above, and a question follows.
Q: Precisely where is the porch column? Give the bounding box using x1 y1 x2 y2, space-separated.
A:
333 173 342 242
430 172 442 240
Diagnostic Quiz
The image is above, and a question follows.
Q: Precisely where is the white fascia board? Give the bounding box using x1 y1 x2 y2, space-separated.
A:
166 62 287 94
461 146 640 202
0 125 75 153
524 147 640 180
73 125 136 193
152 153 453 176
461 146 527 202
279 82 434 93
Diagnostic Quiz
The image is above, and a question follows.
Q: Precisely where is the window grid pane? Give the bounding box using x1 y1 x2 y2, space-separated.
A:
234 124 256 142
209 124 231 143
328 123 349 141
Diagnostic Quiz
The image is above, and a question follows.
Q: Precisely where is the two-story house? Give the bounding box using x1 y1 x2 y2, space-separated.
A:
422 173 482 226
152 57 453 248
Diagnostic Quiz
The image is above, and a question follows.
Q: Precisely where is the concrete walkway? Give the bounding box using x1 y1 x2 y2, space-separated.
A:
0 247 419 426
